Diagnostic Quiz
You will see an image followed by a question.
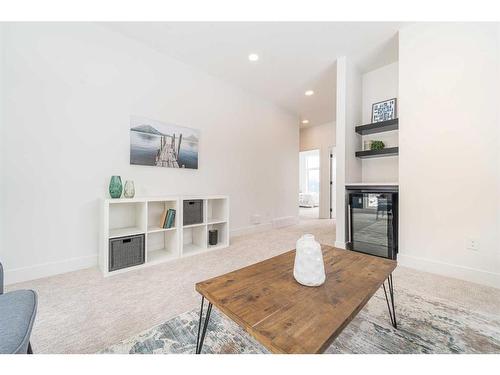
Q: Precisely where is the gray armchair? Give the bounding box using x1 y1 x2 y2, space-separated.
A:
0 261 37 354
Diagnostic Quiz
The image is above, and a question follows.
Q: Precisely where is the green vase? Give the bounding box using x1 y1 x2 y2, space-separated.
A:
109 176 122 198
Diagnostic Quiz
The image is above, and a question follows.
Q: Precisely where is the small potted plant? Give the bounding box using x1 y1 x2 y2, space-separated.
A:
370 140 385 151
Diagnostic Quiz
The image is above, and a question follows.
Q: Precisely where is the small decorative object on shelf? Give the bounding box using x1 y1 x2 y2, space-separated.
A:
209 229 218 246
363 140 373 151
293 234 325 287
109 176 123 199
370 140 385 151
372 98 397 123
123 180 135 198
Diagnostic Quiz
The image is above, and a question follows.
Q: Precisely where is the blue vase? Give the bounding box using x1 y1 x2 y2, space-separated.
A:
109 176 122 198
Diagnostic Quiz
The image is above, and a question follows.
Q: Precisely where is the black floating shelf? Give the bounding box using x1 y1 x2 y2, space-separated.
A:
355 118 398 135
355 147 399 159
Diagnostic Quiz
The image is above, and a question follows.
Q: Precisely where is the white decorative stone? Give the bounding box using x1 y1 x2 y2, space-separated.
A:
293 234 326 287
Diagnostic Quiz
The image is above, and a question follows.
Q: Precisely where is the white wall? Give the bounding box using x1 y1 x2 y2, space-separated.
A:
335 57 347 247
0 26 4 260
0 23 299 284
345 61 363 185
335 56 362 247
399 23 500 288
299 122 336 218
361 62 399 183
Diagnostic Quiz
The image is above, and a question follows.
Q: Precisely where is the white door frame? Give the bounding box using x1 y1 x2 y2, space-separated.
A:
329 147 336 219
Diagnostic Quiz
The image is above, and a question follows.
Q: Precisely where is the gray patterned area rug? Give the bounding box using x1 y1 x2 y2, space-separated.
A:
102 287 500 354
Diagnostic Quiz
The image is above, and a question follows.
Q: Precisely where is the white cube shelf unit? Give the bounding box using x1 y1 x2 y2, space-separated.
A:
100 195 229 276
181 195 230 256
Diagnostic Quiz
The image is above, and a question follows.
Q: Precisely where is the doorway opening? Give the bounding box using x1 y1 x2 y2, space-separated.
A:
299 149 320 219
297 62 336 225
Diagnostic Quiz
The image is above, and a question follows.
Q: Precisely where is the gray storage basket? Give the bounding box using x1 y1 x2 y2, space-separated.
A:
183 199 203 226
109 234 145 272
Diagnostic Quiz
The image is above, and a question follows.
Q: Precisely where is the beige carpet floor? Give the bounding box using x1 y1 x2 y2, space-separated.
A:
7 218 500 354
299 206 319 220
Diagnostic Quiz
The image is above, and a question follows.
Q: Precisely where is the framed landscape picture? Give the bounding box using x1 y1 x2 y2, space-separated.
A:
371 98 397 123
130 116 199 169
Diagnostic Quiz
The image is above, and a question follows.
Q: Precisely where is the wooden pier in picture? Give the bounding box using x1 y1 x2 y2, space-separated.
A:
130 116 198 169
156 133 183 168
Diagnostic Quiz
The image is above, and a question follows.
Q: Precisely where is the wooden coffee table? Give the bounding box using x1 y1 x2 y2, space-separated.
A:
195 245 397 354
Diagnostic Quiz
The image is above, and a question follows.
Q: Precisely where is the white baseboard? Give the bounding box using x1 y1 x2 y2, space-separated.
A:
272 215 299 228
231 215 299 238
4 255 98 286
230 222 273 237
335 241 346 249
398 253 500 289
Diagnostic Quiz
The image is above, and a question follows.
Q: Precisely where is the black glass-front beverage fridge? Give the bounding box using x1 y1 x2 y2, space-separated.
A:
346 187 398 260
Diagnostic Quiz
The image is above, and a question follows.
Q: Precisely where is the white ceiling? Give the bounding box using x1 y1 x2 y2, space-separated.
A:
102 22 404 127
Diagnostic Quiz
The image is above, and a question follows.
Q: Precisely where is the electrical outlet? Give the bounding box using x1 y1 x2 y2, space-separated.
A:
466 238 480 251
251 214 261 225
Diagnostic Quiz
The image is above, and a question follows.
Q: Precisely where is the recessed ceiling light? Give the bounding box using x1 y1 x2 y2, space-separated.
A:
248 53 259 62
304 90 314 96
301 119 309 124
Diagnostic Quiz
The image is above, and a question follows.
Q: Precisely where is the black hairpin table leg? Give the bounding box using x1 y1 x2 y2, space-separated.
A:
195 296 213 354
382 273 397 329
